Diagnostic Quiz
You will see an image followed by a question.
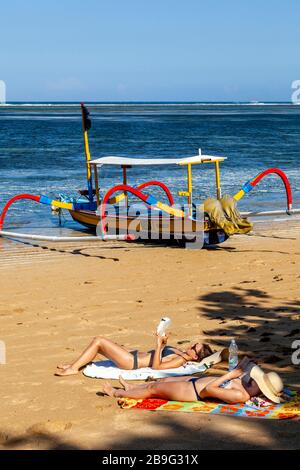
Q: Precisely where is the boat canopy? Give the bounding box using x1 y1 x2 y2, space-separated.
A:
90 154 226 167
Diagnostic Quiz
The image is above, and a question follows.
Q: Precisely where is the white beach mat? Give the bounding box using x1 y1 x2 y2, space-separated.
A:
83 349 226 380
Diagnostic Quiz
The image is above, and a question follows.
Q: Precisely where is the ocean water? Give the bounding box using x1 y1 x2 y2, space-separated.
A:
0 102 300 234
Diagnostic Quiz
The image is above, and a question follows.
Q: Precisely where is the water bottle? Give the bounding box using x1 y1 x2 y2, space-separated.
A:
156 317 172 337
228 339 238 371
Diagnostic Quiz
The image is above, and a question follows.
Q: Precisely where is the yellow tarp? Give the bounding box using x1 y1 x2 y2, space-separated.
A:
204 195 253 236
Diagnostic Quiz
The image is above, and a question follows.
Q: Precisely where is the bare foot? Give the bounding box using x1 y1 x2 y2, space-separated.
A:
55 366 78 376
57 364 71 370
102 382 118 397
119 375 133 391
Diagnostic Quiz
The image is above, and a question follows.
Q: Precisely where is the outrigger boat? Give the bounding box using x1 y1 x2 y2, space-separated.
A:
0 104 298 246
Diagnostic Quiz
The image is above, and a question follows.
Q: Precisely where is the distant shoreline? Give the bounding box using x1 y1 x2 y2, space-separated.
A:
0 101 298 106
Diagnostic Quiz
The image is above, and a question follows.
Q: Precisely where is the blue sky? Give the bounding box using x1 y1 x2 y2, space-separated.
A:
0 0 299 101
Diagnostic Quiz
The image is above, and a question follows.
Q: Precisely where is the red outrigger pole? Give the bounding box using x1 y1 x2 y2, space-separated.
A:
234 167 293 211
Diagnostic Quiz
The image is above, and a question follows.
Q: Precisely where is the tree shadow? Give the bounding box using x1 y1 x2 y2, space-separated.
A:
197 287 300 374
0 429 82 450
1 411 300 450
106 412 300 450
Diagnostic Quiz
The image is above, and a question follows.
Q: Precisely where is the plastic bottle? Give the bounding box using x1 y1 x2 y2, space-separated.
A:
156 317 172 337
228 339 238 371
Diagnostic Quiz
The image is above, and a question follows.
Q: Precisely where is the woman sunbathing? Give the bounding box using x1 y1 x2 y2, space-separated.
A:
102 358 284 405
55 333 213 376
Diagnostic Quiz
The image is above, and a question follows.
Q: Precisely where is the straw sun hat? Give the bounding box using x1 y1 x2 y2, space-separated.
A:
250 365 284 403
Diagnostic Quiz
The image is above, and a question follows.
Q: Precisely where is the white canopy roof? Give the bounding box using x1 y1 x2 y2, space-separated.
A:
90 154 226 167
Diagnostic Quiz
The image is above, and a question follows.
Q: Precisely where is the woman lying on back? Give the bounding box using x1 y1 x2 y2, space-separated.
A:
55 333 213 376
102 358 284 405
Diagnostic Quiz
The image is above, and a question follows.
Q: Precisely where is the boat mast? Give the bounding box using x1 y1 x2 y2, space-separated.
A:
80 103 94 203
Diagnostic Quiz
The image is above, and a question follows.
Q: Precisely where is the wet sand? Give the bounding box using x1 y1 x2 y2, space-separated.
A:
0 219 300 450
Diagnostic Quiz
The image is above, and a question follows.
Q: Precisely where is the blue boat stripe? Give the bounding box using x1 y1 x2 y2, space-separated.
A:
39 195 52 205
242 182 253 193
145 195 157 205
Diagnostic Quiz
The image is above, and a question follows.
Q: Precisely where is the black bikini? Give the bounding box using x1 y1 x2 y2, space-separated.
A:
130 346 189 370
131 350 139 370
131 346 182 370
189 377 202 401
131 353 203 401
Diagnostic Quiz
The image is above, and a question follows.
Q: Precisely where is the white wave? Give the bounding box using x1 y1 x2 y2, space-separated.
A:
0 101 295 108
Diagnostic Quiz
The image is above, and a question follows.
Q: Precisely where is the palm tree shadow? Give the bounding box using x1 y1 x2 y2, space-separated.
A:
197 287 300 372
2 411 300 450
107 412 300 450
1 430 81 450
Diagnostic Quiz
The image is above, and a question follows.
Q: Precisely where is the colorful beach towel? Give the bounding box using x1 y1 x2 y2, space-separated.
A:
118 390 300 420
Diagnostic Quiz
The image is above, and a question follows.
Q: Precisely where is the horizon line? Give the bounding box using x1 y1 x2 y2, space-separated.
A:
1 100 295 104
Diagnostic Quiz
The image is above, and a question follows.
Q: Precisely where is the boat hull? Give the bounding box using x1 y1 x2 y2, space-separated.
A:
69 209 228 246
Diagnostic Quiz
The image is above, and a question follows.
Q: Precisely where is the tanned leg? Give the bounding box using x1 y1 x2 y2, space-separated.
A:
103 380 198 402
55 337 135 376
118 375 197 391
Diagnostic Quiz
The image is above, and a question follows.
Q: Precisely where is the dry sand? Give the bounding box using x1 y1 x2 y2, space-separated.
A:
0 219 300 450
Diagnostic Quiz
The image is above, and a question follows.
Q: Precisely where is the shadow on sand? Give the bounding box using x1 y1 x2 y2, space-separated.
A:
1 287 299 451
196 286 300 374
1 411 300 450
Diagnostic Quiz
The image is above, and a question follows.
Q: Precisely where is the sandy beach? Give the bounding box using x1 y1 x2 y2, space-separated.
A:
0 219 300 450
